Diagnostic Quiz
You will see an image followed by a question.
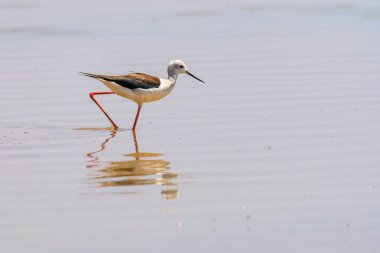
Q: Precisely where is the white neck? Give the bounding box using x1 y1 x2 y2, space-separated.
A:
168 75 177 82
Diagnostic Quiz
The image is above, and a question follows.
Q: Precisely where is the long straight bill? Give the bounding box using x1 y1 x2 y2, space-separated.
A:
186 71 205 83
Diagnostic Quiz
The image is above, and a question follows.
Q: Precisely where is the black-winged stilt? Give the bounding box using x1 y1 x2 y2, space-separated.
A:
80 59 204 130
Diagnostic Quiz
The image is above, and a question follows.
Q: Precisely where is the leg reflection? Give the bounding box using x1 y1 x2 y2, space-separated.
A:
86 130 117 168
86 130 179 200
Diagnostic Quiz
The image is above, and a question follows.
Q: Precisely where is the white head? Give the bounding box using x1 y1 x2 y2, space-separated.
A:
167 59 205 83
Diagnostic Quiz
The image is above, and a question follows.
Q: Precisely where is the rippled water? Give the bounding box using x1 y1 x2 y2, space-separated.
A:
1 0 380 252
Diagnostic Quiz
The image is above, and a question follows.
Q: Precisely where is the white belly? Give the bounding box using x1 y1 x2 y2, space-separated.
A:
99 78 175 105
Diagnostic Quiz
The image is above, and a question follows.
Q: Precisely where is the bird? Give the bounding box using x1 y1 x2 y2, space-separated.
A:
80 59 204 130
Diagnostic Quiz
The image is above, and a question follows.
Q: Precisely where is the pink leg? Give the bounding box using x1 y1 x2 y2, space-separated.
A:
132 105 142 130
89 92 118 129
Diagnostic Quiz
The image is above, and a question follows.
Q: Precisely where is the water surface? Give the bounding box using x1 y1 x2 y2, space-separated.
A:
1 0 380 252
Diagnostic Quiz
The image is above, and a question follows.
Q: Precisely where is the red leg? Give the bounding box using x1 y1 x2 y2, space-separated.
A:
132 105 142 130
89 92 118 129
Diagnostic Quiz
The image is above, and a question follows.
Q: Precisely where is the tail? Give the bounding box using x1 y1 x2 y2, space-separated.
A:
79 72 103 79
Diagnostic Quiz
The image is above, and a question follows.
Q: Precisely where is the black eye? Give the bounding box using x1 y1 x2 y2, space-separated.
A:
180 65 184 68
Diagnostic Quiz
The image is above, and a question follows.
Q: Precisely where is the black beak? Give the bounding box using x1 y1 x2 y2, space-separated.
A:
186 71 205 83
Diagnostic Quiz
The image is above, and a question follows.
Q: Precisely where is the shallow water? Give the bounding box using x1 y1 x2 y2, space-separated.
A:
1 0 380 252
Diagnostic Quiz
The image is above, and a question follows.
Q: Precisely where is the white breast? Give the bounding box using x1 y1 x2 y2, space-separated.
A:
99 78 176 105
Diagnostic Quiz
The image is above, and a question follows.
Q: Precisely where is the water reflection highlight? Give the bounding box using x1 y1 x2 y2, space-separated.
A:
86 130 179 200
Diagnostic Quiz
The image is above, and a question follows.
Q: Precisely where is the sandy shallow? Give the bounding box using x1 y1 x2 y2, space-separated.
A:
1 0 380 252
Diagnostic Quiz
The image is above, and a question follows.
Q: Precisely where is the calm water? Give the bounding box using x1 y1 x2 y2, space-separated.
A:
1 0 380 252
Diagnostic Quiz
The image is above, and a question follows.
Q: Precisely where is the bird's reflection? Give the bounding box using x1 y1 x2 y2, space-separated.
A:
86 130 179 200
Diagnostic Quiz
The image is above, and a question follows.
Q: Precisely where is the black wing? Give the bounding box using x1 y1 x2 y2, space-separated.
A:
80 72 161 90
